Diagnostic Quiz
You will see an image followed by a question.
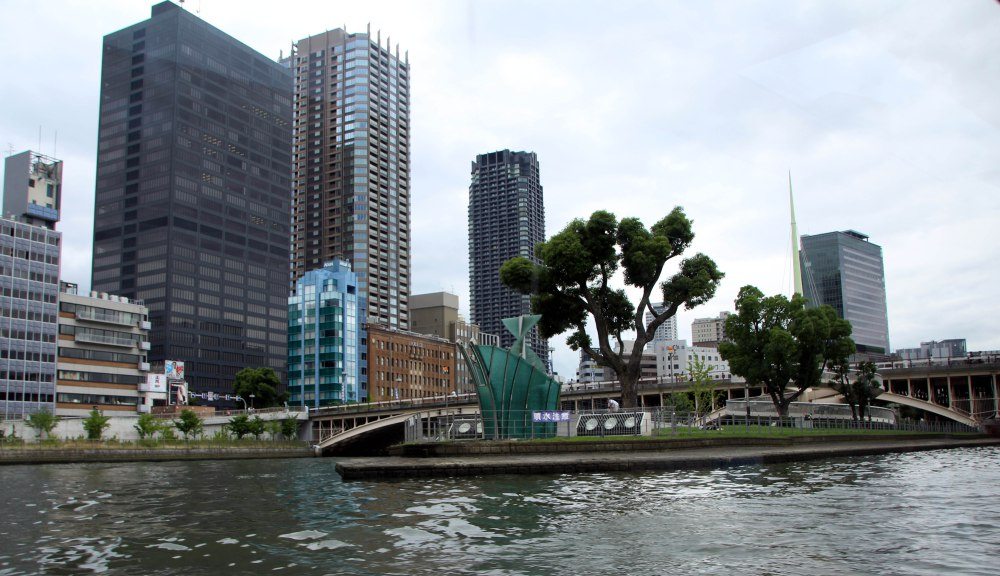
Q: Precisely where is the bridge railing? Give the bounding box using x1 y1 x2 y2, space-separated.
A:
396 407 982 444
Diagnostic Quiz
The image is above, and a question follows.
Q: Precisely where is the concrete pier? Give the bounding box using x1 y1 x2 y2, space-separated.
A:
335 436 1000 480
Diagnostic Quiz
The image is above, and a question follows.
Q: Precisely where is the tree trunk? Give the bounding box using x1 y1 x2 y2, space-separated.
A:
619 372 638 409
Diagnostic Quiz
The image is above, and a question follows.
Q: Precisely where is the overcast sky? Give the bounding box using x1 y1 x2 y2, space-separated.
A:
1 0 998 378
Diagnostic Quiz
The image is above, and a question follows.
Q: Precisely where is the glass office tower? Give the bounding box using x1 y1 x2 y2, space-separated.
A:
91 1 293 395
800 230 890 355
287 260 367 407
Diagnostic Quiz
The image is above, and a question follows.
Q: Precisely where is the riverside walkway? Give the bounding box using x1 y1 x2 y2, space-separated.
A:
334 435 1000 480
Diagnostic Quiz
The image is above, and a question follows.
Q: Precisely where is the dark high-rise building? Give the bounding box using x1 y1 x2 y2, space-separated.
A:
468 150 548 368
291 29 411 330
800 230 890 355
90 1 293 395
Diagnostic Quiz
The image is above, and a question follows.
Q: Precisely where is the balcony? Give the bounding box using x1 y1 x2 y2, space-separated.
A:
139 320 152 331
75 332 135 347
138 341 151 351
76 309 134 326
138 361 150 371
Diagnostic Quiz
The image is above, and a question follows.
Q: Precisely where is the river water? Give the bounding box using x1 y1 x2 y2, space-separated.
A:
0 447 998 575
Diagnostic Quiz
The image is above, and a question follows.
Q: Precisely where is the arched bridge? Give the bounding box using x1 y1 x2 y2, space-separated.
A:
306 362 999 453
877 360 999 425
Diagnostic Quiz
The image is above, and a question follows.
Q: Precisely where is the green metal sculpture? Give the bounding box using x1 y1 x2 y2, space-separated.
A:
460 314 562 439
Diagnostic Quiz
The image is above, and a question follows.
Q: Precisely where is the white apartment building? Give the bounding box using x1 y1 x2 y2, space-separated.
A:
654 339 733 382
56 284 153 416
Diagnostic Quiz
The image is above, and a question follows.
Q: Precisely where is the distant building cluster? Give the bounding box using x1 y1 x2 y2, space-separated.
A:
2 1 974 420
1 1 514 417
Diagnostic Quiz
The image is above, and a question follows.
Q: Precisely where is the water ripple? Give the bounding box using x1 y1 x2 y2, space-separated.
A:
0 448 997 574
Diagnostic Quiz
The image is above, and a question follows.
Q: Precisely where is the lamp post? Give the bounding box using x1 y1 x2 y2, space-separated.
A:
744 380 750 429
341 370 348 406
248 394 255 411
237 395 248 412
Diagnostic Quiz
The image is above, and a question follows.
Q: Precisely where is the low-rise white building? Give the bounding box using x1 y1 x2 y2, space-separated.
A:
653 339 733 382
56 283 153 416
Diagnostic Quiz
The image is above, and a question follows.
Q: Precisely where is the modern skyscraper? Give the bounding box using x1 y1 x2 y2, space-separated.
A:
90 1 293 395
291 28 410 330
468 150 547 367
644 302 678 346
800 230 890 355
287 260 366 408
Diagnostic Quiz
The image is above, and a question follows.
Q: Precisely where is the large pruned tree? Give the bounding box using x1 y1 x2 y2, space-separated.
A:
500 208 724 408
233 367 284 408
718 285 855 417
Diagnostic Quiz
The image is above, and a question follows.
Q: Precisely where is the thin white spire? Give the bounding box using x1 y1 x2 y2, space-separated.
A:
789 171 803 297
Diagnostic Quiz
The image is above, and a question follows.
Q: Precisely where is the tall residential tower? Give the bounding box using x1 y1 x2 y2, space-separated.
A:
468 150 548 367
90 1 293 395
291 29 411 329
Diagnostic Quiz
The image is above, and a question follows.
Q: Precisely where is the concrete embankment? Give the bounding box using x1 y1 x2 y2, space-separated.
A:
335 436 1000 480
0 445 314 465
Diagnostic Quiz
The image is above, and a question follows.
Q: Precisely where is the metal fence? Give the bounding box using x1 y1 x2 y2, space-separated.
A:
400 408 981 443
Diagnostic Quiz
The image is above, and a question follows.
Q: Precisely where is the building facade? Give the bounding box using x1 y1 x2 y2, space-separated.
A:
291 28 411 330
800 230 890 355
56 283 152 416
90 1 293 396
691 311 730 348
468 150 547 367
287 260 367 408
653 340 732 382
3 151 62 230
367 324 455 402
896 339 967 361
0 217 60 419
644 302 678 345
409 291 498 393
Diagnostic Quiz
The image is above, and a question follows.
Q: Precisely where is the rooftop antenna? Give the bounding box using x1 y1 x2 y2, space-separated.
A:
789 171 803 297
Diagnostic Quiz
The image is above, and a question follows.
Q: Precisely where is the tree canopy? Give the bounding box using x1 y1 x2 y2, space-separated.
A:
500 208 723 407
832 360 883 422
233 367 284 408
718 285 855 417
25 409 60 440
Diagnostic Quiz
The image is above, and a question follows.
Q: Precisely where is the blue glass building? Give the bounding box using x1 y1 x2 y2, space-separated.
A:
287 260 367 408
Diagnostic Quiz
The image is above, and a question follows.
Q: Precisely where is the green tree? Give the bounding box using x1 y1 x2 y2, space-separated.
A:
134 413 161 440
232 367 284 409
174 409 204 440
687 355 721 417
719 285 855 417
25 409 60 440
265 419 282 440
82 408 112 440
832 360 883 422
500 209 723 408
248 416 266 440
227 414 251 439
664 392 693 413
280 416 299 441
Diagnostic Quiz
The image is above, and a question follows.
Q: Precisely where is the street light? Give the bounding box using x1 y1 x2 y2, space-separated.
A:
744 380 750 429
236 395 248 412
248 394 255 411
